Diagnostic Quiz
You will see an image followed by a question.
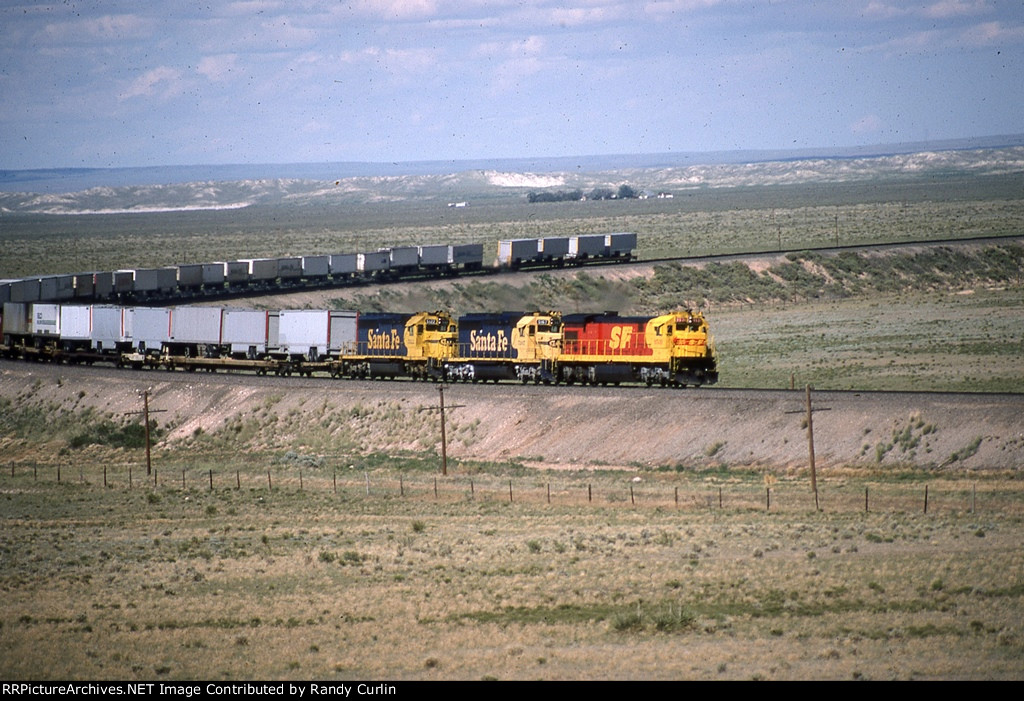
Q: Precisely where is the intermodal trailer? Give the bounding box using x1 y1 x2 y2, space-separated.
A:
449 243 484 269
221 308 275 358
125 307 171 354
301 255 330 280
418 244 450 269
222 261 250 286
569 235 606 259
72 273 95 299
357 251 389 274
605 232 637 258
386 247 419 270
39 275 74 301
329 253 358 278
169 306 224 355
497 239 539 267
30 303 61 338
177 264 204 290
276 309 357 361
537 237 569 261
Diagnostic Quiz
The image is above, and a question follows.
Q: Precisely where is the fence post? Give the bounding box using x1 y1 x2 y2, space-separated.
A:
470 479 474 499
104 466 107 488
865 486 869 513
674 486 678 508
333 469 337 494
766 487 770 512
236 470 240 490
182 469 185 490
923 484 928 514
267 470 272 491
508 480 513 503
630 484 635 506
719 487 722 509
588 483 592 503
208 470 213 491
547 483 551 504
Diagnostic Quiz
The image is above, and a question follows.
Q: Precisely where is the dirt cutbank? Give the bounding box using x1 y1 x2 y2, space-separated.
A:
2 362 1021 471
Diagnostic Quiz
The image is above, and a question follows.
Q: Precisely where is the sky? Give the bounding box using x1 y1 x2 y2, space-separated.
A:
1 0 1022 170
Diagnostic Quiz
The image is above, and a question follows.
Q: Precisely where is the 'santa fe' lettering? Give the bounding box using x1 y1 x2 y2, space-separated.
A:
469 330 509 353
367 329 402 351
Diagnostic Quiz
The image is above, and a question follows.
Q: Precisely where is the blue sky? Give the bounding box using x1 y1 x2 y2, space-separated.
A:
1 0 1022 170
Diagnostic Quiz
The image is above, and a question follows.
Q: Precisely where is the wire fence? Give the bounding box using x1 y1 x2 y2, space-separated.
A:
5 459 1019 517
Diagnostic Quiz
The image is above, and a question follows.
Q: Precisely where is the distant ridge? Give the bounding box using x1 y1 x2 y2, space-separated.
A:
2 134 1023 195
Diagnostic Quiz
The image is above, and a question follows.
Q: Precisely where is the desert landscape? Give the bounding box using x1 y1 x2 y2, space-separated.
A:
1 151 1022 679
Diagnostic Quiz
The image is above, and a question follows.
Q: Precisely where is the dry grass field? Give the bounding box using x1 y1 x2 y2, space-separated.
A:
1 463 1022 680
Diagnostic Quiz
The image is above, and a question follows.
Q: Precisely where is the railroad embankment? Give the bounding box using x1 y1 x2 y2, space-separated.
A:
2 362 1021 472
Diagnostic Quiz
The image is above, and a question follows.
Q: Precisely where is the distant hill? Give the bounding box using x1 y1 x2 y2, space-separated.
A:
1 136 1022 215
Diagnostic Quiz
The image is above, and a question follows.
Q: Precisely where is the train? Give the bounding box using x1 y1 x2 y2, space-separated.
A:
1 300 718 387
0 233 637 306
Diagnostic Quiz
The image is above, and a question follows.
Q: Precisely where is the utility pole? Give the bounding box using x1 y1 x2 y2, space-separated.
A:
784 388 829 511
422 386 464 476
124 389 166 476
439 386 448 476
806 385 817 510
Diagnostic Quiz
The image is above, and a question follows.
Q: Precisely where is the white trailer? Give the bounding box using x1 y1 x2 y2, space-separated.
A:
387 246 419 270
201 263 225 287
302 255 330 279
538 237 570 260
448 243 484 268
169 306 224 352
277 309 358 361
277 257 303 281
221 308 274 358
177 264 204 289
330 253 358 277
357 251 389 273
30 303 61 337
39 275 75 301
498 239 540 266
125 307 171 353
418 244 450 268
569 234 607 259
605 232 637 258
90 305 128 352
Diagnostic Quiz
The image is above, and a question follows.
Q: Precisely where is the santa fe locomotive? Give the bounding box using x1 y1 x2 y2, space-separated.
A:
1 302 718 388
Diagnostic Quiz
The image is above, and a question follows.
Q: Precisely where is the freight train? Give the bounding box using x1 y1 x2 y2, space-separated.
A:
1 300 718 387
0 234 637 305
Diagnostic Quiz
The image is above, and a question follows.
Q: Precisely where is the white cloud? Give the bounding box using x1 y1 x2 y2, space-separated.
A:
923 1 990 19
119 66 183 100
197 55 240 82
37 13 153 45
345 0 440 20
961 21 1024 46
851 114 883 135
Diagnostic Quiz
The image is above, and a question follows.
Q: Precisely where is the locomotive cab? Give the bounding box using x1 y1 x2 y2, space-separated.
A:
644 310 718 386
403 310 458 361
511 311 562 363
